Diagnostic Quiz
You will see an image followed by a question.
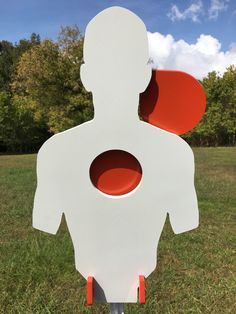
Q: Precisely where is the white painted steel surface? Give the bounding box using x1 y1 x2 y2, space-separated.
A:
33 7 198 303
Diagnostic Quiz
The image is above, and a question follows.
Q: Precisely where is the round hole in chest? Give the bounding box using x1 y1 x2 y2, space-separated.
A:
89 150 142 196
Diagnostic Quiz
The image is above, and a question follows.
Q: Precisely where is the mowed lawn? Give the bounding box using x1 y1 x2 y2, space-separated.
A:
0 147 235 314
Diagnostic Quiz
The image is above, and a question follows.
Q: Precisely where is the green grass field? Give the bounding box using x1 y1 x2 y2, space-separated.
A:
0 147 235 313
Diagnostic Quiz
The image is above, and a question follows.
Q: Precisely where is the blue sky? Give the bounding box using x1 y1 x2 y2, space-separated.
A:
0 0 235 51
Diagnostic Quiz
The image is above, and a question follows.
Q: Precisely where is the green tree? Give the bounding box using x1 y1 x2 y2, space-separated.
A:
0 91 14 150
184 66 236 146
0 91 48 152
58 25 82 49
220 65 236 145
12 27 92 134
0 34 40 92
11 95 49 152
0 41 14 91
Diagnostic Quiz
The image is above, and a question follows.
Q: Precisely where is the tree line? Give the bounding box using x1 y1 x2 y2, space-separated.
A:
0 26 235 152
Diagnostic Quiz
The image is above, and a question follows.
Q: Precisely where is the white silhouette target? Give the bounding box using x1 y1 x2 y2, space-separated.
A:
33 7 199 303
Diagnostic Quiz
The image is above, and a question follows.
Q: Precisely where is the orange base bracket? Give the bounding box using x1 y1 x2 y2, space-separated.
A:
87 275 145 306
87 276 94 305
139 275 146 304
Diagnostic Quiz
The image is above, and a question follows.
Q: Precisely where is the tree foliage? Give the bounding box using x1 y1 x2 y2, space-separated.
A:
0 34 40 93
12 29 92 134
184 65 236 146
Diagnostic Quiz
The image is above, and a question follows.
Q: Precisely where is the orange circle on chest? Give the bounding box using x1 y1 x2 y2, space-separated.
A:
89 150 142 196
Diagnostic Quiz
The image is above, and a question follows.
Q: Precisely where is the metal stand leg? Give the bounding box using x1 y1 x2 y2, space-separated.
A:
109 303 124 314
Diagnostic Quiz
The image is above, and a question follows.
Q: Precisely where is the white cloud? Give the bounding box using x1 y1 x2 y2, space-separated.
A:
208 0 230 20
167 0 203 23
148 32 236 79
